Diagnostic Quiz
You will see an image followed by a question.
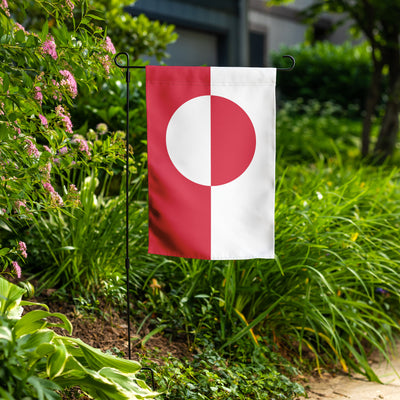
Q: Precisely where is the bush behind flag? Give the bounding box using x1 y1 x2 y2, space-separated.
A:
146 66 276 260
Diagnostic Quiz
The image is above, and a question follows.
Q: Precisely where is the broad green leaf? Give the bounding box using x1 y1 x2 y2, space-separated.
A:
20 330 55 351
99 368 158 397
36 342 56 358
14 310 73 337
0 276 26 318
47 342 68 379
27 376 61 400
65 337 141 374
0 325 12 341
15 29 25 43
0 247 10 256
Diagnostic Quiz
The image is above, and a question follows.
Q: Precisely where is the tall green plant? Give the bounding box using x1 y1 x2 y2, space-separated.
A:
25 153 148 293
132 158 400 381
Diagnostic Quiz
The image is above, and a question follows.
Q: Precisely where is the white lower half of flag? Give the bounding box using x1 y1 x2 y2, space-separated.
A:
147 66 276 260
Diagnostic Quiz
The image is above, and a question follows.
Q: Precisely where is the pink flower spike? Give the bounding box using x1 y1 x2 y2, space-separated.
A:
60 70 78 98
0 0 10 16
14 200 27 212
34 87 43 105
41 36 57 60
43 182 55 193
25 139 40 158
18 241 28 258
55 105 73 134
39 114 48 127
12 261 22 278
104 36 116 54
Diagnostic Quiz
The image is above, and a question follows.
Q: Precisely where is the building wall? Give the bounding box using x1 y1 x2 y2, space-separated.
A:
128 0 351 67
127 0 243 66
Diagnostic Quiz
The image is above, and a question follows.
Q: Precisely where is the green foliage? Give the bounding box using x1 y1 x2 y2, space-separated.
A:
71 69 148 155
92 0 178 62
130 155 400 381
0 276 158 399
272 42 373 111
25 153 147 293
71 0 177 146
139 345 305 400
276 99 362 163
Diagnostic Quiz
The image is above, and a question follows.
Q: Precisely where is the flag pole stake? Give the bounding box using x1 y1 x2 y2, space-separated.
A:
113 53 145 362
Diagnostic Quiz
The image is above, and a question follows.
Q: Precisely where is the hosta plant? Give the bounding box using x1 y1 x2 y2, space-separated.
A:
0 276 158 399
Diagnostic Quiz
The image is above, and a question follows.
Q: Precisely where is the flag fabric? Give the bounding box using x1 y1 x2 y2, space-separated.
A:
146 66 276 260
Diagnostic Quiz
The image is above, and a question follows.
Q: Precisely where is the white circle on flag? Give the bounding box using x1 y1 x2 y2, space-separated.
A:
166 95 256 187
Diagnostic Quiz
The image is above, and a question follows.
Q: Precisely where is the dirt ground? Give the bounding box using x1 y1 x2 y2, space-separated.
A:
298 344 400 400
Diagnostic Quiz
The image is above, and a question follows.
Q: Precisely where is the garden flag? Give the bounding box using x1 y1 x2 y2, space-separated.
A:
146 66 276 260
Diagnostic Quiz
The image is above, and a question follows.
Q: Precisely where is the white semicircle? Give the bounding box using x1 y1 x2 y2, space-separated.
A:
166 95 211 186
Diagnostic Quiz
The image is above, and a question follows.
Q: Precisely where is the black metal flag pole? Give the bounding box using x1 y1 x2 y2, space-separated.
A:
113 52 294 362
114 52 144 361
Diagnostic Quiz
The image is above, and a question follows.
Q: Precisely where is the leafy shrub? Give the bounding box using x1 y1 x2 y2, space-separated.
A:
0 0 116 276
272 41 373 112
276 99 363 163
0 276 158 399
139 345 305 400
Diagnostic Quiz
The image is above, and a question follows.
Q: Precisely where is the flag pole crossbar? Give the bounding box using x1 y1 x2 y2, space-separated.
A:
113 52 294 389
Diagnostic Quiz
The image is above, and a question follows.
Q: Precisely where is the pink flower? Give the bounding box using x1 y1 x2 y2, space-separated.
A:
43 182 55 193
99 54 111 75
42 182 63 206
39 114 48 126
34 86 43 105
25 139 40 158
1 0 10 17
72 135 91 156
18 241 28 258
55 105 73 134
14 23 27 34
50 191 63 207
59 70 78 98
41 36 57 60
13 121 21 135
43 145 52 153
14 200 27 212
66 0 74 16
40 162 52 181
67 184 80 206
58 146 68 155
103 36 116 54
12 261 21 278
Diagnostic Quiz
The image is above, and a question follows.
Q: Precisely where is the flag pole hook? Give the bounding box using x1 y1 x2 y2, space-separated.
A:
276 55 295 71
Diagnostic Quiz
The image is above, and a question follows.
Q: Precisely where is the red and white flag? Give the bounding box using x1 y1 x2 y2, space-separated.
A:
146 66 276 260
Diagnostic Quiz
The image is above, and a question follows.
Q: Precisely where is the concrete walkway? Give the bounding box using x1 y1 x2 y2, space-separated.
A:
298 345 400 400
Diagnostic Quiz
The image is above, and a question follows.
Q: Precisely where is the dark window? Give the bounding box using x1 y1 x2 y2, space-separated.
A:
249 31 265 67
